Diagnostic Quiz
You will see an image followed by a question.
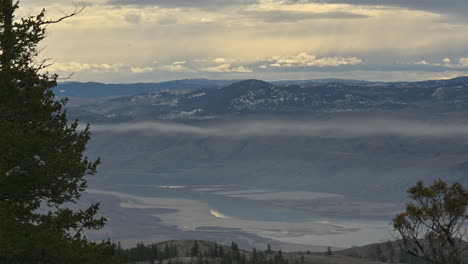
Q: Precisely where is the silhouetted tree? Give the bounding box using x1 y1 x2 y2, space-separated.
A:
0 1 119 262
393 180 468 264
266 243 272 254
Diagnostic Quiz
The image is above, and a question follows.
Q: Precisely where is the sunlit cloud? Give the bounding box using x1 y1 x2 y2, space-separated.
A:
415 58 468 69
159 61 195 72
131 66 154 73
47 62 125 73
213 58 235 63
266 53 363 68
202 64 253 73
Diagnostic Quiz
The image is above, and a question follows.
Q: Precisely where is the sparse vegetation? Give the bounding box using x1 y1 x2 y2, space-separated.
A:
393 180 468 264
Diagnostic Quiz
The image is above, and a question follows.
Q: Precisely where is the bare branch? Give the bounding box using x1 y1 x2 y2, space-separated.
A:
57 72 75 80
42 3 85 25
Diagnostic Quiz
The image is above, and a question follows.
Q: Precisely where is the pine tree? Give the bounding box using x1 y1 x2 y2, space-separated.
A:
266 243 272 254
219 244 225 257
252 248 258 264
164 243 171 259
191 241 200 257
213 243 219 257
0 1 117 263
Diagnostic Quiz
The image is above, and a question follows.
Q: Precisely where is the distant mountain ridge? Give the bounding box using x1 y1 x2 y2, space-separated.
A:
57 76 468 100
68 76 468 122
55 79 238 98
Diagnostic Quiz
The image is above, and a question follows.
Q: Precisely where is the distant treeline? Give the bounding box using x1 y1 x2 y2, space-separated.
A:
115 241 300 264
115 242 178 263
116 240 440 264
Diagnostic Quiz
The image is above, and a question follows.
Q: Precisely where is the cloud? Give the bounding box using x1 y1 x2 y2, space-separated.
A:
75 1 94 7
105 0 468 18
47 61 158 74
160 61 194 72
286 0 468 18
194 58 239 64
213 58 227 63
202 64 252 73
131 66 154 73
47 62 125 73
90 119 468 138
415 58 468 69
213 58 238 63
267 53 363 68
158 16 179 25
107 0 258 8
242 10 369 23
460 58 468 67
124 14 142 24
25 0 468 83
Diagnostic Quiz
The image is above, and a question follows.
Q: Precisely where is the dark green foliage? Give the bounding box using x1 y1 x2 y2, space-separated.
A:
192 241 200 257
115 242 178 263
0 1 118 262
121 241 290 264
266 243 272 254
207 242 288 264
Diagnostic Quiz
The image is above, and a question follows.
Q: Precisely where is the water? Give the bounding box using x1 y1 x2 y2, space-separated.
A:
88 185 393 248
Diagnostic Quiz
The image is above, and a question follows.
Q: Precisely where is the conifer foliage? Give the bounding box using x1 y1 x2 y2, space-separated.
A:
0 1 117 262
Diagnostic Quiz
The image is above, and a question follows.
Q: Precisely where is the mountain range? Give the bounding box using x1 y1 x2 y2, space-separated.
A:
65 77 468 122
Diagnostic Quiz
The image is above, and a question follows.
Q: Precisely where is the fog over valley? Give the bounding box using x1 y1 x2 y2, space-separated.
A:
89 118 468 138
64 78 468 250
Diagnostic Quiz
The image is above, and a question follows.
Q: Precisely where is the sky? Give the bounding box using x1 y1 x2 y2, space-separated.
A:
20 0 468 83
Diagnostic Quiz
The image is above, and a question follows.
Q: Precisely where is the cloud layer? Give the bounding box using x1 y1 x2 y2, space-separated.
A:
267 53 363 68
20 0 468 82
107 0 259 8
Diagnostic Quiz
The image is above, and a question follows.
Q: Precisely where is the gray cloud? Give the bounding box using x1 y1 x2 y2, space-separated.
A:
75 1 94 7
289 0 468 18
124 14 142 24
158 16 179 25
107 0 468 17
242 10 369 23
90 119 468 138
107 0 258 8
